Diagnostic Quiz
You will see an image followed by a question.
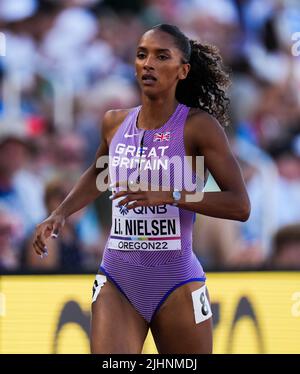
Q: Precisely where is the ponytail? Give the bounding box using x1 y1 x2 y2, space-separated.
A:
151 24 231 126
176 40 230 125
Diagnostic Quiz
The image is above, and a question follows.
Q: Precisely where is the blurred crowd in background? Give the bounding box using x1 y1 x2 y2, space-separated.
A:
0 0 300 272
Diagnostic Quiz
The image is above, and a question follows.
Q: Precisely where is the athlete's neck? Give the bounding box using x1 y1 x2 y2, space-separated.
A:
138 96 179 130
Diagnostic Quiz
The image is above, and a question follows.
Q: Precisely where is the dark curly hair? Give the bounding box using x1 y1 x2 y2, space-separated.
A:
151 24 231 126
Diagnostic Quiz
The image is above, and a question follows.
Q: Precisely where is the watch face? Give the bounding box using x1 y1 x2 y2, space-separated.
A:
173 191 181 201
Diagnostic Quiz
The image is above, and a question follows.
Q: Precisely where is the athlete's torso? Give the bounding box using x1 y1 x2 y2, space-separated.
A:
103 103 198 266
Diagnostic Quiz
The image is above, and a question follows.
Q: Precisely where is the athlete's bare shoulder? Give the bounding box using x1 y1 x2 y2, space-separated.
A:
186 107 224 130
185 107 227 150
102 108 134 146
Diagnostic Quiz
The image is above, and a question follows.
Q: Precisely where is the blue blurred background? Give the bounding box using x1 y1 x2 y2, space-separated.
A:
0 0 300 273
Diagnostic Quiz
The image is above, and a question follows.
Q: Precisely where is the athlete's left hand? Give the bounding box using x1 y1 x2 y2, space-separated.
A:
109 180 174 209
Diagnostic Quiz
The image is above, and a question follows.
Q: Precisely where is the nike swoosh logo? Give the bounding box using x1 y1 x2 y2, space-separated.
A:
124 133 139 138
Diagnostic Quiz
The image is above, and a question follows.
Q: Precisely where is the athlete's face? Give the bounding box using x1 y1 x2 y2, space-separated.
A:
135 30 190 97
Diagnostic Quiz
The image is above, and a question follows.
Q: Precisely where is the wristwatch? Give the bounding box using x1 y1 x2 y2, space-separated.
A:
172 190 181 206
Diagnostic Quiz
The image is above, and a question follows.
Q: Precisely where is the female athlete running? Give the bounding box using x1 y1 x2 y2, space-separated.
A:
33 24 250 354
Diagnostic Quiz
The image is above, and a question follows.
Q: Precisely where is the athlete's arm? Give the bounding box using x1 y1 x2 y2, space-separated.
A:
111 112 250 222
178 111 250 221
32 110 126 256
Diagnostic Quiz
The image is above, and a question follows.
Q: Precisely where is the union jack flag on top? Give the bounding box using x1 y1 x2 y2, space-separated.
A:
153 132 170 142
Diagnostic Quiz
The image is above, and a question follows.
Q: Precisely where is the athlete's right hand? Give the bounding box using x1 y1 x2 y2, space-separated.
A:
32 213 65 256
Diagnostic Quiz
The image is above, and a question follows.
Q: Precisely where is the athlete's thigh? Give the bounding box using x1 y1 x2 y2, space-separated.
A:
90 272 149 354
150 281 213 354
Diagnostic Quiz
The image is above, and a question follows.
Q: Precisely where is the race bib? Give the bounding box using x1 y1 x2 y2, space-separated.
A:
192 285 212 324
108 198 181 251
